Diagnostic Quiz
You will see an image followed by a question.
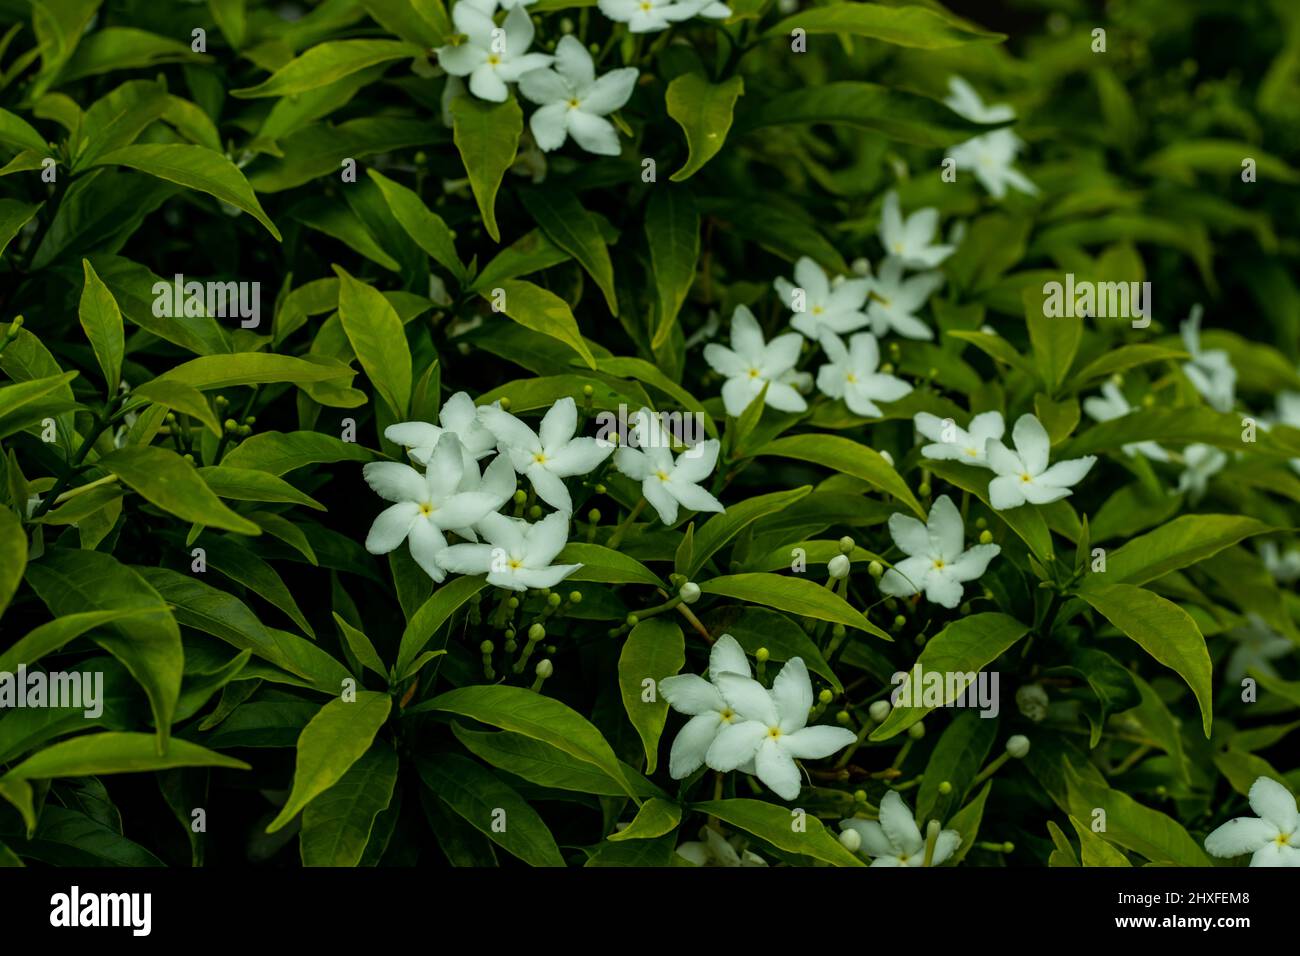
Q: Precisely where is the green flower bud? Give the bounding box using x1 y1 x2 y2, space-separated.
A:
625 613 639 627
183 453 195 464
504 628 516 641
244 415 256 426
547 592 562 607
838 536 855 554
918 481 931 497
938 780 952 795
755 647 770 663
868 700 891 723
868 560 884 579
979 529 994 545
528 504 543 519
594 483 607 494
907 720 926 739
835 710 851 725
893 614 907 630
1016 683 1050 722
975 517 987 530
818 689 833 705
508 597 520 609
568 591 582 604
224 418 238 433
528 623 545 642
535 659 554 679
1005 734 1030 759
828 554 850 579
854 789 867 803
479 640 494 654
582 384 594 397
588 508 601 523
513 489 528 505
838 828 862 854
679 581 701 604
499 397 511 411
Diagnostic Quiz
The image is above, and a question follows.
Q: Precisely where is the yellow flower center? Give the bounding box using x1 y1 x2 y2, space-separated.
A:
720 708 735 722
487 54 501 66
640 1 652 9
567 98 580 109
508 558 522 570
747 368 761 379
533 452 548 465
846 373 858 384
655 470 670 482
1020 473 1032 483
893 241 904 253
419 502 434 516
812 305 824 315
933 558 945 569
767 726 782 739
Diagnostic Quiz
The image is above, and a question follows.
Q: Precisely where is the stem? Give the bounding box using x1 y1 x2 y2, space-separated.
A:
29 407 116 520
606 496 645 549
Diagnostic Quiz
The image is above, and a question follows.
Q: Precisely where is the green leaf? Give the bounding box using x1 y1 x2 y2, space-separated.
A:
412 685 639 800
666 72 744 181
395 575 488 677
0 199 42 260
1064 761 1210 865
915 711 997 823
452 725 662 798
335 266 412 417
682 486 812 578
0 608 159 673
0 504 26 618
947 329 1038 378
417 753 565 866
451 95 522 243
619 618 685 773
332 613 388 679
1025 287 1082 391
607 798 682 841
77 259 124 393
1067 344 1187 390
90 143 281 240
0 107 50 154
945 779 991 865
25 549 183 750
300 743 398 866
753 434 923 517
201 535 315 637
267 692 393 833
1068 815 1132 866
764 3 1004 47
692 799 864 866
197 465 325 511
220 430 374 475
1075 582 1212 737
130 379 222 436
700 573 890 639
1 732 248 782
520 189 618 315
233 39 419 97
872 613 1030 740
556 543 662 587
97 445 260 534
208 0 247 48
153 353 351 391
712 606 844 693
480 279 597 369
368 169 465 283
1089 514 1273 587
646 185 700 349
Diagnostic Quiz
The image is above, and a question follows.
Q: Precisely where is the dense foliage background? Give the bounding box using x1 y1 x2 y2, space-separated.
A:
1 0 1299 868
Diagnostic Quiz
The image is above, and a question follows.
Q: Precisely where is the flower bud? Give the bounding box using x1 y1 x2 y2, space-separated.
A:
828 554 850 579
1016 683 1050 722
868 700 891 723
582 384 594 397
1005 734 1030 759
499 397 511 411
893 613 907 630
594 483 607 494
528 505 543 519
513 490 528 505
918 481 931 497
907 720 926 739
835 710 851 725
528 623 545 642
868 560 884 579
838 536 855 554
568 591 582 604
853 789 867 803
625 613 639 627
979 529 994 545
878 449 894 467
224 418 238 433
838 828 862 853
755 647 770 663
479 640 494 654
818 689 833 705
547 592 562 607
938 780 952 795
587 508 601 523
679 581 701 604
535 659 554 679
975 517 987 530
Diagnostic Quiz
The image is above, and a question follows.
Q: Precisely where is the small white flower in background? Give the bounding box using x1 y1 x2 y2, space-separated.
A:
866 257 943 341
706 658 856 801
613 407 724 524
597 0 724 33
1204 776 1300 867
914 410 1005 468
1273 390 1300 476
816 331 912 417
878 495 1000 609
1225 613 1293 685
385 391 498 468
1081 382 1169 462
1259 540 1300 585
362 434 504 582
466 0 535 10
436 4 553 103
518 36 637 156
1179 305 1236 412
659 634 752 779
948 129 1038 200
944 76 1015 124
840 790 961 867
480 397 612 513
1175 442 1226 502
878 191 954 269
986 413 1096 510
438 510 582 590
676 828 768 867
774 256 871 339
704 305 812 417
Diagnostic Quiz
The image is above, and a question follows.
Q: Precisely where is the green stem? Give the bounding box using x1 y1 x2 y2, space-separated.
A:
606 496 645 549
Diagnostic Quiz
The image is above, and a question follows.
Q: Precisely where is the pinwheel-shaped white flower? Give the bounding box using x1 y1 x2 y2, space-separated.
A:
518 36 637 156
944 76 1015 124
598 0 728 33
1205 776 1300 867
362 434 503 581
879 495 999 608
436 4 553 103
1272 390 1300 477
676 828 768 867
878 191 954 269
947 129 1038 200
1225 614 1293 684
816 332 911 417
1259 540 1300 585
659 634 752 779
385 391 497 468
437 510 581 590
704 305 811 417
614 408 723 524
706 658 856 801
1175 443 1226 503
840 790 961 867
867 257 943 341
986 414 1096 510
914 410 1005 468
1081 382 1168 462
1180 305 1236 412
774 256 871 339
480 397 612 513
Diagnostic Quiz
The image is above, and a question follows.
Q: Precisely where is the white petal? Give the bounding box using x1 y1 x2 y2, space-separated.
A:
365 501 419 553
1249 777 1299 832
668 712 724 778
659 674 725 715
553 34 595 88
581 67 638 115
841 819 895 859
407 519 449 582
435 542 495 575
705 720 768 772
756 739 802 800
988 474 1027 511
567 110 621 156
547 437 612 476
513 564 580 589
522 509 570 565
771 657 813 733
1012 414 1051 475
930 829 961 865
946 543 1000 582
1036 456 1097 489
671 439 719 484
363 461 426 503
714 673 778 725
781 725 855 759
878 790 924 856
1204 817 1278 858
643 477 680 524
922 570 963 609
529 100 570 151
926 494 964 562
708 634 752 681
888 513 931 557
525 464 572 513
667 479 724 515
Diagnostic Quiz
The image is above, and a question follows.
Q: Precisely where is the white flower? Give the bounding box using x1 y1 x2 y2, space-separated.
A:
914 410 1005 468
598 0 728 33
706 658 856 801
1081 382 1169 462
1204 776 1300 867
943 76 1015 124
518 36 637 156
437 510 581 590
385 391 498 468
947 129 1038 200
878 495 1000 609
986 414 1096 510
815 332 911 417
479 397 613 513
676 828 768 867
465 0 535 10
773 256 871 339
362 434 504 581
840 791 961 867
867 257 943 341
1179 305 1236 412
436 4 553 103
878 191 954 269
613 407 724 524
1225 614 1293 685
1259 540 1300 585
659 634 752 779
1176 443 1226 502
1273 390 1300 476
703 305 811 417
